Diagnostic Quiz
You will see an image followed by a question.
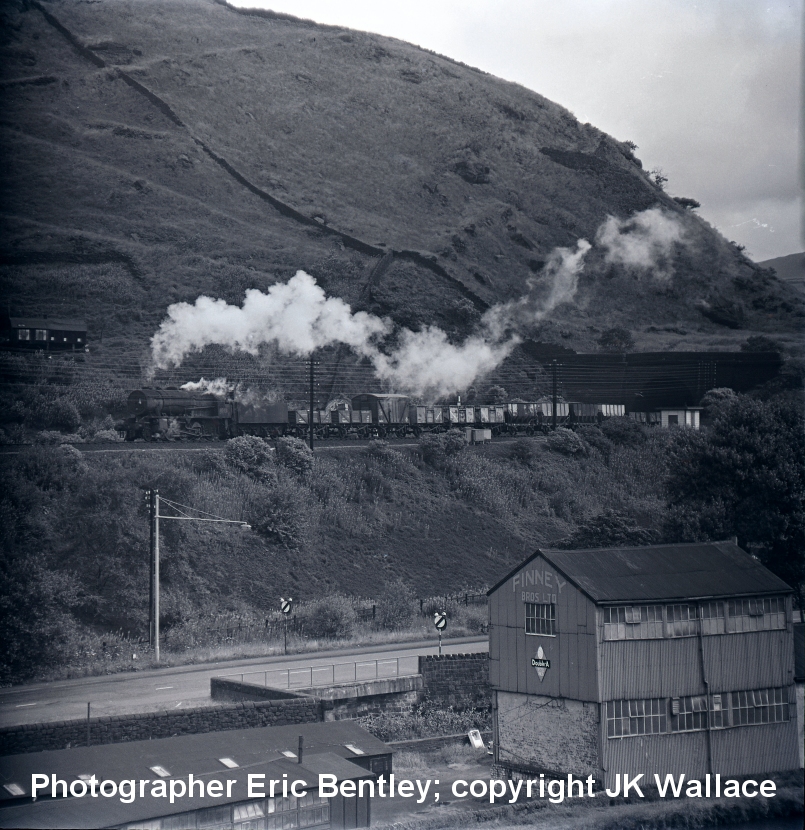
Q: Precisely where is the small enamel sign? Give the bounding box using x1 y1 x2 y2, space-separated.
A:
531 646 550 681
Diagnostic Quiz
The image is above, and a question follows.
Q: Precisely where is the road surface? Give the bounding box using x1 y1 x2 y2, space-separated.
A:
0 637 487 728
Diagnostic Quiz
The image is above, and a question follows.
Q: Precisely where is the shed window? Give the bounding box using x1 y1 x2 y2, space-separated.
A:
671 695 709 732
665 604 697 637
667 414 679 425
606 698 666 738
197 805 231 828
727 597 786 632
35 329 47 341
603 605 663 640
730 687 790 726
233 800 265 822
17 329 30 341
525 602 555 636
161 813 197 830
699 601 725 635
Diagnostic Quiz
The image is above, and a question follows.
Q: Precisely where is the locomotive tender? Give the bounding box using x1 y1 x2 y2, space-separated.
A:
123 389 624 442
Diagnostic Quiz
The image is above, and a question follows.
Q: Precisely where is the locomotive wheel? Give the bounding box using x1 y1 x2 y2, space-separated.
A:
378 427 387 439
189 421 203 439
141 425 152 441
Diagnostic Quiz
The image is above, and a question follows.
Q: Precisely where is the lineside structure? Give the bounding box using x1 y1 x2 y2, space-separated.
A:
487 541 801 787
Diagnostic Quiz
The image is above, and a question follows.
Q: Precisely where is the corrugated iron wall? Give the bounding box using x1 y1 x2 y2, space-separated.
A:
488 555 598 701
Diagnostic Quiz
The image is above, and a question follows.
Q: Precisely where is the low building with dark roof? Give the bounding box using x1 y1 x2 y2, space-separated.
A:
0 721 387 829
487 541 801 787
0 316 87 351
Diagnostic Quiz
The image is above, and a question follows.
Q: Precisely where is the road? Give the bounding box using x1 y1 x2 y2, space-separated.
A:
0 637 487 728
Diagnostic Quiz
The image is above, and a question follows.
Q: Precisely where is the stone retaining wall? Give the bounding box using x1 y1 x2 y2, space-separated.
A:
418 653 490 710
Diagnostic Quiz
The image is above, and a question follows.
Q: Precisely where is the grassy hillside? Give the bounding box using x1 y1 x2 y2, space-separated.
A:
0 428 673 681
1 0 802 410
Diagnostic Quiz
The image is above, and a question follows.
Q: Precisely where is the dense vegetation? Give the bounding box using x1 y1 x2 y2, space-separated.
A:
2 393 801 685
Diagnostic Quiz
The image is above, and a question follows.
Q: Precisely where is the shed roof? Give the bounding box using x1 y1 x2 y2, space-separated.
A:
8 317 87 332
488 541 792 603
0 753 370 830
0 721 387 806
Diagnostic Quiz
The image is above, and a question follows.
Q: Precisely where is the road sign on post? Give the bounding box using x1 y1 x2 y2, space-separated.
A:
281 598 293 654
434 611 447 655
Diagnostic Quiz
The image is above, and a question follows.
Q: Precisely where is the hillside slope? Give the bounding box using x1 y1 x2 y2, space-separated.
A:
1 0 801 400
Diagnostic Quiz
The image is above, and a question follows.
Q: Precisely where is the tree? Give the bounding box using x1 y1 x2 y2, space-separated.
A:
740 335 781 353
275 436 313 477
485 385 508 404
672 197 700 210
558 510 658 549
597 327 635 353
664 395 805 604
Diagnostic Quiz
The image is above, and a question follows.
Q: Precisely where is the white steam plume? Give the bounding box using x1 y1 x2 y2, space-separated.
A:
596 207 683 277
180 377 232 397
481 239 591 340
151 271 389 369
150 208 684 399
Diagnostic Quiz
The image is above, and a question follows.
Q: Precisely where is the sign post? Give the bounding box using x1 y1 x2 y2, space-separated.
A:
433 611 447 655
281 597 293 654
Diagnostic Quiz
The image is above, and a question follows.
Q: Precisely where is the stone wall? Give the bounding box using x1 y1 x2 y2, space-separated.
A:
0 697 321 756
496 691 600 778
314 676 424 721
211 677 311 702
418 653 490 710
1 653 492 756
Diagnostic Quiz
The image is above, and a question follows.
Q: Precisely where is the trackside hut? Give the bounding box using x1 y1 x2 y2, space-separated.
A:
487 541 800 788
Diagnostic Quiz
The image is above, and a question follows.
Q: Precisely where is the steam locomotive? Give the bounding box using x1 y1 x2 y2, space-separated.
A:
122 389 625 442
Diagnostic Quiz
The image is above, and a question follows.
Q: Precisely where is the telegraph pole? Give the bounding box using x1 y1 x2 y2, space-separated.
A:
154 491 161 663
308 355 315 452
147 489 157 648
551 360 558 431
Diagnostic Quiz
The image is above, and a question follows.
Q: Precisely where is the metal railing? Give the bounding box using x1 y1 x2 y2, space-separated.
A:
218 655 420 689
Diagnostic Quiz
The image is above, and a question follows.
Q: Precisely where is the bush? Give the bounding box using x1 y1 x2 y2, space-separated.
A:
508 438 535 465
376 578 417 630
576 425 613 458
275 437 313 477
35 430 76 445
92 429 123 443
419 429 465 467
248 480 307 547
44 398 81 432
546 428 588 456
302 596 357 639
600 416 646 447
598 327 635 353
225 435 275 480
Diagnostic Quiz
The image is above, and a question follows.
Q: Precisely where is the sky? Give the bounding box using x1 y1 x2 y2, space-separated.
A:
232 0 802 263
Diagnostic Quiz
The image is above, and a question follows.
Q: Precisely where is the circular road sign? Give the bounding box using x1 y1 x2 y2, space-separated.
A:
433 611 447 631
280 598 293 615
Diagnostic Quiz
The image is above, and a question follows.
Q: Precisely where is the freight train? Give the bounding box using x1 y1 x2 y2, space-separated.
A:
121 389 626 442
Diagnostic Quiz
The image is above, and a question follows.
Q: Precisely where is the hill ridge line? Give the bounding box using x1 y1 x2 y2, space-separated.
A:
32 1 490 315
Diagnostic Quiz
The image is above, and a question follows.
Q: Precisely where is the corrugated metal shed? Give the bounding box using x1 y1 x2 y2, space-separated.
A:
489 541 791 602
794 622 805 682
0 721 388 805
0 753 369 830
